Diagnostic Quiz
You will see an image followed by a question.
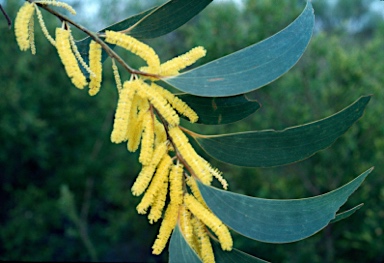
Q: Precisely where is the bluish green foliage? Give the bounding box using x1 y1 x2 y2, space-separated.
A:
1 0 383 262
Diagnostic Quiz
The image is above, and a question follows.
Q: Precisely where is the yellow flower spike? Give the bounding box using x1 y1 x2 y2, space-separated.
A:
68 29 95 78
88 40 103 96
125 93 140 143
184 194 233 251
111 59 123 93
127 97 149 152
15 2 35 51
55 28 87 89
168 127 212 182
148 174 169 224
160 46 206 76
105 30 160 72
206 163 228 190
28 13 36 55
179 206 196 251
110 81 136 143
136 154 172 215
154 119 167 147
136 81 180 127
139 111 155 165
169 163 184 205
186 177 208 208
34 1 76 15
152 201 180 255
151 83 199 123
34 5 56 46
192 217 215 263
131 140 169 196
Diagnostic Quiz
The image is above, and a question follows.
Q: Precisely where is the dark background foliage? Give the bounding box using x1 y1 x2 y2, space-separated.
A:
1 0 383 262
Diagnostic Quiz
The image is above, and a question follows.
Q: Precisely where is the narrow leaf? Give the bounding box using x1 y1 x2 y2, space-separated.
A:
169 224 202 263
125 0 213 39
212 241 270 263
193 96 370 167
330 203 364 224
197 168 373 243
180 94 261 125
163 1 314 97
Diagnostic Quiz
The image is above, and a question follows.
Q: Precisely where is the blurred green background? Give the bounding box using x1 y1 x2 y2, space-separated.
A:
1 0 383 262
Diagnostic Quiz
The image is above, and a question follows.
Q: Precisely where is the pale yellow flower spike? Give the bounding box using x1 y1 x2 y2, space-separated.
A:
207 163 228 190
35 1 76 15
105 30 160 72
112 59 123 93
192 217 215 263
151 83 199 123
169 163 184 205
139 111 155 166
15 2 35 51
34 5 56 46
148 174 169 224
152 201 180 255
88 41 103 96
154 119 167 147
179 206 196 251
127 98 149 152
136 81 180 127
136 154 172 215
110 81 136 143
184 194 233 251
125 93 140 144
28 13 36 55
168 127 211 183
68 30 95 78
186 177 208 208
55 28 87 89
131 141 168 196
161 46 206 76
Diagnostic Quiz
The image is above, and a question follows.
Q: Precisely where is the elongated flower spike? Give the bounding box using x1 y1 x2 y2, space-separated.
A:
131 140 169 196
15 2 35 52
139 111 155 166
55 27 87 89
192 216 215 263
152 200 180 255
179 206 195 250
169 163 184 205
34 4 56 46
28 12 36 55
160 46 207 76
105 30 160 72
88 40 103 96
148 174 169 224
136 154 172 214
110 81 136 143
111 59 123 93
184 194 233 251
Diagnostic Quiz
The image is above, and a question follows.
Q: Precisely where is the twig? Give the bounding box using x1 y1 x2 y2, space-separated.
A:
0 4 12 29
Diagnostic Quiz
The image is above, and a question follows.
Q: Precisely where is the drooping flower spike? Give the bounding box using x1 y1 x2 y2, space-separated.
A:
55 27 87 89
14 2 35 52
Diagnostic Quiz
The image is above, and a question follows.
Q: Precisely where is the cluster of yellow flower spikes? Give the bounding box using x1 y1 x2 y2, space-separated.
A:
105 30 232 261
15 2 232 262
15 1 102 93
